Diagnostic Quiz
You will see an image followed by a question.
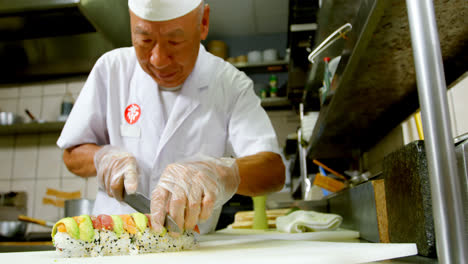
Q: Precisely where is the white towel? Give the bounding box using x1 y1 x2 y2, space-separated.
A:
276 210 343 233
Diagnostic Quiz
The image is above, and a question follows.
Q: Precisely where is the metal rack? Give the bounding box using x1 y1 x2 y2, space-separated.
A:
303 0 466 159
0 122 65 136
405 1 466 262
301 0 467 262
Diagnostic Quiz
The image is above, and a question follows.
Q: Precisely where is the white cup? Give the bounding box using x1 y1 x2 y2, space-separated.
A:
248 50 262 63
263 49 278 62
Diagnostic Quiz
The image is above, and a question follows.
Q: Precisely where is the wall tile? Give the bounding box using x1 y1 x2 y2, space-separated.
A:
11 180 36 233
67 80 86 94
32 179 61 232
447 89 458 138
0 180 11 193
60 178 87 218
37 134 62 179
86 177 99 200
61 161 76 179
0 136 15 180
12 135 38 179
72 93 80 102
41 95 62 122
17 97 42 123
61 178 87 197
0 87 19 99
366 124 404 175
266 110 300 148
0 98 18 113
450 76 468 137
20 84 42 97
43 82 66 96
401 115 420 145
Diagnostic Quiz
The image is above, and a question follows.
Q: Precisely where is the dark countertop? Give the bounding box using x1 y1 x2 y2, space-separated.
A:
0 232 51 242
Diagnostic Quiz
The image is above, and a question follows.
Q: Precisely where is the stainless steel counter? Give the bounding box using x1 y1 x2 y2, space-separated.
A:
0 241 54 253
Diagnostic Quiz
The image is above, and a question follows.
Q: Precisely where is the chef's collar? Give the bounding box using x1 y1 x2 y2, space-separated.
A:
159 84 182 91
185 44 210 89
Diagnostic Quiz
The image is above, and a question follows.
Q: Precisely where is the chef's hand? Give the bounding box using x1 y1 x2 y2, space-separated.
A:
150 154 240 235
94 145 139 201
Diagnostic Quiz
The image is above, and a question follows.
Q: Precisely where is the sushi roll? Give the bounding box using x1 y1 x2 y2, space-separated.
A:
51 213 198 257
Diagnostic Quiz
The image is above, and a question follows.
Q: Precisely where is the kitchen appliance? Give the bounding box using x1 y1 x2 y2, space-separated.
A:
0 221 27 238
0 112 23 125
17 215 54 228
0 0 131 83
64 199 94 217
0 192 28 239
454 133 468 235
17 199 94 231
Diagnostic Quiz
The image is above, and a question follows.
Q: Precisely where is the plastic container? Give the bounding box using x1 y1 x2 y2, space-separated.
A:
247 50 262 64
263 49 278 62
65 199 95 217
269 75 278 97
260 86 268 99
254 83 268 98
252 196 268 229
207 40 228 59
0 112 23 125
58 92 74 121
320 57 332 105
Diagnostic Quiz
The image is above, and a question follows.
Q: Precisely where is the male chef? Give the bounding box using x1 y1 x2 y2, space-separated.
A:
57 0 285 235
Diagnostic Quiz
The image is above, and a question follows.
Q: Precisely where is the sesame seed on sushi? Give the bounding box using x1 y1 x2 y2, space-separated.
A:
51 212 198 257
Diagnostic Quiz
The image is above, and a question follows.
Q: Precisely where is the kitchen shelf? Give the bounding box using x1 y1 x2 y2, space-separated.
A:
290 23 318 32
0 122 65 136
233 60 288 74
260 97 291 110
304 0 467 159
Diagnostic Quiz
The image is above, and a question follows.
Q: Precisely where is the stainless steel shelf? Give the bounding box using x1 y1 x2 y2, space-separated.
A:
305 0 467 159
260 97 291 109
233 60 288 74
0 122 65 136
290 23 317 32
302 0 467 262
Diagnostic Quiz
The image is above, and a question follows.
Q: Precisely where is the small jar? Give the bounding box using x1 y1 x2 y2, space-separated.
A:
58 92 74 121
269 75 278 97
252 196 268 229
61 92 74 116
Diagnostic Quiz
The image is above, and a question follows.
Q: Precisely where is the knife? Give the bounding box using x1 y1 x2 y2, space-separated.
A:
123 191 181 233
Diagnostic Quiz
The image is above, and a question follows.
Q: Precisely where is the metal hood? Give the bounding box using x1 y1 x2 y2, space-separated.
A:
0 0 132 83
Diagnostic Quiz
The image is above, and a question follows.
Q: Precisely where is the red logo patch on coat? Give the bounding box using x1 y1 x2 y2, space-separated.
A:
125 104 141 124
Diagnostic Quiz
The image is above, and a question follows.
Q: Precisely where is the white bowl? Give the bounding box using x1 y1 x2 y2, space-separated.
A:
263 49 278 62
248 50 262 64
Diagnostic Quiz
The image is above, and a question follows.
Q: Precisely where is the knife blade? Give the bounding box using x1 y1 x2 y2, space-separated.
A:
123 191 181 233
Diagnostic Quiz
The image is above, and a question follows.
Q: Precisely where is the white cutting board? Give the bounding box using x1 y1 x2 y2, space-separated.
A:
198 228 362 245
0 230 417 264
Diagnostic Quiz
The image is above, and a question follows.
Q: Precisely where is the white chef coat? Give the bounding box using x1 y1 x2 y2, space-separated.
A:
159 89 180 124
57 44 280 233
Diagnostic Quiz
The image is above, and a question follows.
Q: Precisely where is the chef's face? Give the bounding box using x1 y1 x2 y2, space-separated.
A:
130 3 210 88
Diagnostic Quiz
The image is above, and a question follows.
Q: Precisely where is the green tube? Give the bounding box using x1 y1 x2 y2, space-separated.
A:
252 196 268 229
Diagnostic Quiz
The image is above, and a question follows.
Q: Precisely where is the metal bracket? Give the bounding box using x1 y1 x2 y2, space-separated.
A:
308 23 352 64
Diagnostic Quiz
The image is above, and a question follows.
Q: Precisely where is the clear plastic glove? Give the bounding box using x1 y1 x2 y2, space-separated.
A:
94 145 139 201
150 154 240 235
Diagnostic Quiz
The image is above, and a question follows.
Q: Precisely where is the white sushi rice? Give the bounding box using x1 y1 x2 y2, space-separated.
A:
53 231 99 258
53 228 198 257
132 229 197 254
96 230 134 256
